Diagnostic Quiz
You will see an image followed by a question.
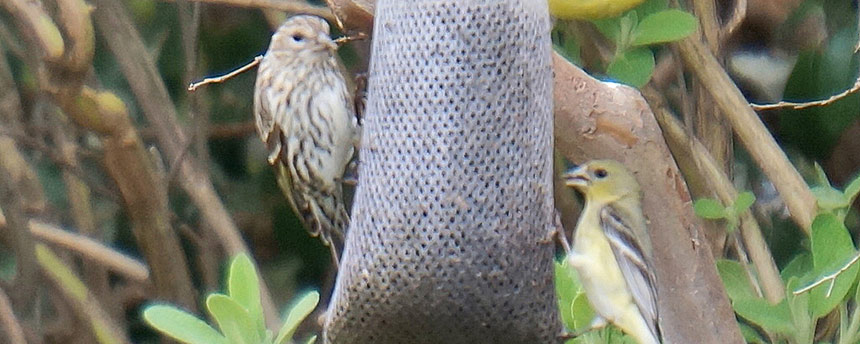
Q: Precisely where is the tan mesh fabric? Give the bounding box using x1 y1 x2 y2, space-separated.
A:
323 0 561 343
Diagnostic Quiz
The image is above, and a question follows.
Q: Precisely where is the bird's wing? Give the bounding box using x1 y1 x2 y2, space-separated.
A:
253 56 298 161
600 205 660 338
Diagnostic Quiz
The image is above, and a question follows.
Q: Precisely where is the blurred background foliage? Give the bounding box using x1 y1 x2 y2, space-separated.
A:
0 0 859 342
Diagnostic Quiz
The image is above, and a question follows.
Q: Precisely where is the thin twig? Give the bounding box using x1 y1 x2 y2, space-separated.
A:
720 0 747 46
27 220 151 283
0 287 26 344
323 0 345 32
751 77 860 111
794 252 860 296
334 31 367 45
188 56 261 91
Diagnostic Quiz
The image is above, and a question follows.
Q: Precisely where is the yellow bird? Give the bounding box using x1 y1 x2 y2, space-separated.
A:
562 160 661 344
548 0 646 20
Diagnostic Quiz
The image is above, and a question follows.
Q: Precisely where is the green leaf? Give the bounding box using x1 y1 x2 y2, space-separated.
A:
716 259 756 301
207 294 260 344
738 323 767 344
808 214 860 318
555 258 595 331
733 297 794 336
811 186 848 211
555 260 578 329
732 191 757 215
781 253 812 282
617 10 639 50
570 292 596 331
606 47 655 87
631 10 698 46
305 335 318 344
552 27 582 66
633 0 669 18
785 278 815 343
228 253 265 338
814 163 832 187
592 17 622 44
143 305 227 344
274 291 320 344
693 198 727 219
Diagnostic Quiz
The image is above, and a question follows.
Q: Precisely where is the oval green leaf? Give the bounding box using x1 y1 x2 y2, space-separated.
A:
142 305 226 344
693 198 727 219
811 186 848 211
207 294 259 344
808 214 860 318
716 259 756 301
228 253 265 337
732 191 757 215
606 47 655 87
275 291 320 344
733 298 794 336
631 9 698 46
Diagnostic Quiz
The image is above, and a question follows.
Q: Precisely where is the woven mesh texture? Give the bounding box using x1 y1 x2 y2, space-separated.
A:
323 1 560 343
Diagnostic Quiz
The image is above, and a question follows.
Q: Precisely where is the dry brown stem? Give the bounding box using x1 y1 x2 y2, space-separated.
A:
28 220 150 283
0 287 26 344
676 37 817 232
58 86 198 311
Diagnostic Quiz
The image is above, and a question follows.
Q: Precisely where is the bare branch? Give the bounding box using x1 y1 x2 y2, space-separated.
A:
0 287 26 344
188 56 262 91
751 77 860 111
28 220 150 283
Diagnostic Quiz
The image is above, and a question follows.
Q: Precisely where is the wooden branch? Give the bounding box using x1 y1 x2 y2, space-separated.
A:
49 114 118 316
0 287 26 344
553 53 744 344
0 0 64 62
0 147 39 314
59 86 198 312
644 87 786 304
676 37 817 232
53 0 95 75
28 220 150 283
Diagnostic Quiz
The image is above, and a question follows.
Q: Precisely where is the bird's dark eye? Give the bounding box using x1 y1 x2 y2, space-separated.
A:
291 34 305 42
594 169 608 178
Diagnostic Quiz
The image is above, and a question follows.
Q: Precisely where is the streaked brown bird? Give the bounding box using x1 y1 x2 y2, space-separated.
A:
253 15 359 264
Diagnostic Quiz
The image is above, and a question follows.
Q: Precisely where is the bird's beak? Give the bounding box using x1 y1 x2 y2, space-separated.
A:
322 36 338 51
562 165 589 188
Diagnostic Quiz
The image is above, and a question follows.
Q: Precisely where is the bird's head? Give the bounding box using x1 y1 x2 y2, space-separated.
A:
269 15 337 55
563 159 641 204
